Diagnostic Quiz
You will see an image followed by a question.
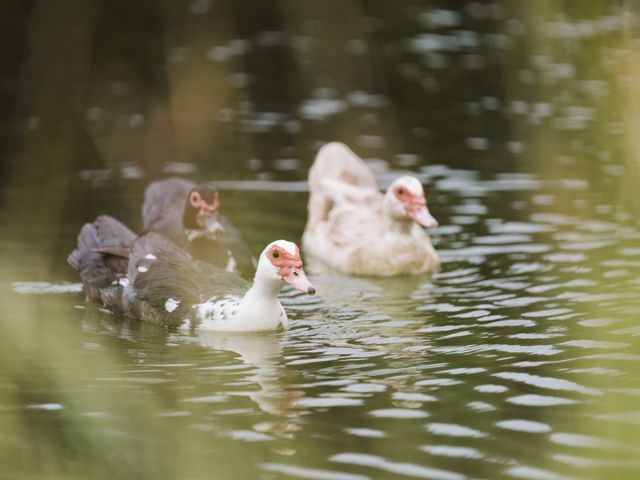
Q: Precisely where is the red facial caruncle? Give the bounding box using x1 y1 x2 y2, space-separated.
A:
394 184 438 229
268 245 302 277
395 186 426 215
189 190 220 216
268 245 316 295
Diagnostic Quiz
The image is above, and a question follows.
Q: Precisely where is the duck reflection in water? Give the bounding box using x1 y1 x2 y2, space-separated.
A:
181 332 304 421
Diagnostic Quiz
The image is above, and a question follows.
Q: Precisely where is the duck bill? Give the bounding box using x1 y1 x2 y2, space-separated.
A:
409 206 438 229
284 268 316 295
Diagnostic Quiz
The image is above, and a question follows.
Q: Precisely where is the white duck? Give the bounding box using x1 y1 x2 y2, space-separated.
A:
303 142 439 276
188 239 316 332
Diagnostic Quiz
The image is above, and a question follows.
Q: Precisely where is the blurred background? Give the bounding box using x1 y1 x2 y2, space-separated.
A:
1 1 640 479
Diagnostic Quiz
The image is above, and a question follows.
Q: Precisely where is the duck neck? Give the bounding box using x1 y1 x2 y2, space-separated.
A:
384 215 414 234
383 196 414 234
241 277 283 307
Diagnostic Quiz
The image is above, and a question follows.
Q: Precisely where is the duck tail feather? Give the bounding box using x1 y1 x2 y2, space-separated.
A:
306 142 379 228
68 216 136 303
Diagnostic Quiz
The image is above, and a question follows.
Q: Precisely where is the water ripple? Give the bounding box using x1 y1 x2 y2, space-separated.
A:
426 423 487 438
261 463 368 480
331 453 465 480
496 419 552 433
295 397 363 408
369 408 429 419
493 372 601 396
505 465 572 480
506 394 577 407
421 445 484 459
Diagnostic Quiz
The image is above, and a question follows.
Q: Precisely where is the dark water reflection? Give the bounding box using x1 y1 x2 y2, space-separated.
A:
1 1 640 479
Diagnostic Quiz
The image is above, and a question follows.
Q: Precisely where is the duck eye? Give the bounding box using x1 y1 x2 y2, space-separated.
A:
398 188 404 195
272 251 280 258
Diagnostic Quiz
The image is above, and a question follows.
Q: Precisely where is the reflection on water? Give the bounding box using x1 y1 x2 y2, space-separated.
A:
1 0 640 479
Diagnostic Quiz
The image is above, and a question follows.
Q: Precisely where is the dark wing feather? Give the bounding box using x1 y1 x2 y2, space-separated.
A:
95 247 130 258
128 232 249 327
67 215 136 303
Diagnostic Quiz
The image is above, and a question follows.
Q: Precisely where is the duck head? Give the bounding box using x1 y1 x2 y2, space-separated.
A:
183 185 225 238
384 176 438 228
255 240 316 295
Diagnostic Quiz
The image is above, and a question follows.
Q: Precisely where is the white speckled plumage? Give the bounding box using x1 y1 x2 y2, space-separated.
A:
165 297 181 313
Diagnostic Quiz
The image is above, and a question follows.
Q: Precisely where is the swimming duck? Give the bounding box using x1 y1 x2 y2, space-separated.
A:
142 177 255 278
69 215 315 331
303 142 439 276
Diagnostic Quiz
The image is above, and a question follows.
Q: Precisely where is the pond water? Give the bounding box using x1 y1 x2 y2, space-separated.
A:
1 1 640 479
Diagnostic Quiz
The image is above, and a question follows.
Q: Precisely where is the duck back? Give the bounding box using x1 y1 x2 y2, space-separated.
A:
306 142 379 231
126 233 250 327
